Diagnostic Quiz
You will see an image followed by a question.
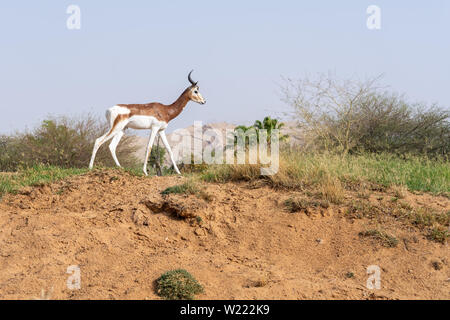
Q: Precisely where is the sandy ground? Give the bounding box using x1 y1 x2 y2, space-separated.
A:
0 170 448 300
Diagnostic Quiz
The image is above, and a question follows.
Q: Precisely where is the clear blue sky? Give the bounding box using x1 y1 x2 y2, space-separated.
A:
1 0 449 134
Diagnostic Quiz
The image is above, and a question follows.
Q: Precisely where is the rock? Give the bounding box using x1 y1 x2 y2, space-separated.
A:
431 261 443 271
142 194 207 219
19 187 33 196
194 228 206 237
132 209 149 226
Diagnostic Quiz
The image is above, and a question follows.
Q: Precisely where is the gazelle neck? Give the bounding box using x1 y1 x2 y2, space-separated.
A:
167 87 191 122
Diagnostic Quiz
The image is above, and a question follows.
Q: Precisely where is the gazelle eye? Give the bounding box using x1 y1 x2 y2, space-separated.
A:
194 91 198 94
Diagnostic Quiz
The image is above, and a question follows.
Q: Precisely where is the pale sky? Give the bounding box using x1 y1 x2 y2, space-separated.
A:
0 0 449 134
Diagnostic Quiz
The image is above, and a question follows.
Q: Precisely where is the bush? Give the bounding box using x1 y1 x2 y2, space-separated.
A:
156 269 204 300
148 141 166 176
282 73 450 156
0 114 139 171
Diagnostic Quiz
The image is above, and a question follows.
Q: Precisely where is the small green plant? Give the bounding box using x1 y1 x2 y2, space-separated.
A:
162 180 199 196
148 141 166 176
162 180 213 202
156 269 204 300
359 229 399 248
427 227 449 244
345 272 355 279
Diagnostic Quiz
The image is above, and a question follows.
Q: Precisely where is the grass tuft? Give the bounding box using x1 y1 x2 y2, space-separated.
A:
427 227 450 244
161 179 213 202
162 181 199 195
359 229 399 248
284 197 329 213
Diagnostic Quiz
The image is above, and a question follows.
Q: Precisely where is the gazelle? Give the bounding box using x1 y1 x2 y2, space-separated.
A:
89 71 206 175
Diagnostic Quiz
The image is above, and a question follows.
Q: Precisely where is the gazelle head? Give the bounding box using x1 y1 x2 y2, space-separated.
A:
188 70 206 105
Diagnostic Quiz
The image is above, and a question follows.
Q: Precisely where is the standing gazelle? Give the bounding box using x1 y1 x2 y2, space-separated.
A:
89 71 206 175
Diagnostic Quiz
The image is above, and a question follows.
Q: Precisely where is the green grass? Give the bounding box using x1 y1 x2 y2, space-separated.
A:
155 269 204 300
340 153 449 195
0 165 88 198
198 151 450 195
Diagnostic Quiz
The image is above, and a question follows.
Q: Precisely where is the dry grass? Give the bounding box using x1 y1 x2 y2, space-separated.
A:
359 229 399 248
391 185 408 199
284 197 329 213
318 175 345 204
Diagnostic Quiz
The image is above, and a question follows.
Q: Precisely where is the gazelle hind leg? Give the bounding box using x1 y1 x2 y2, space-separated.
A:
109 131 124 167
142 126 161 176
89 121 127 169
89 133 110 169
159 130 181 175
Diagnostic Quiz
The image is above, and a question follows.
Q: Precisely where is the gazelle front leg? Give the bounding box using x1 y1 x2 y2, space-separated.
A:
143 126 160 176
159 130 181 175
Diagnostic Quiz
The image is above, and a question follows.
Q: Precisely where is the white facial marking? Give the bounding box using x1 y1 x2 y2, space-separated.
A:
191 86 206 104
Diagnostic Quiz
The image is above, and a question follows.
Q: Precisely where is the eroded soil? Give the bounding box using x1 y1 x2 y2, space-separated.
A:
0 170 448 299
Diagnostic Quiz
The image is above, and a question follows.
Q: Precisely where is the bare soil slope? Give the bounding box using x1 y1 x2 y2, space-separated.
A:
0 170 448 300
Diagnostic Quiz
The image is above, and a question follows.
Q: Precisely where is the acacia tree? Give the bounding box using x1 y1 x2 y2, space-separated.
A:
281 73 449 156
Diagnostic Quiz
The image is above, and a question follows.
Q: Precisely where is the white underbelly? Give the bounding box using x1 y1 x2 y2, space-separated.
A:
126 115 167 130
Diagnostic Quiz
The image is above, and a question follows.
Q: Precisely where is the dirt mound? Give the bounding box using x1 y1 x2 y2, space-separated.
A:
0 170 448 299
